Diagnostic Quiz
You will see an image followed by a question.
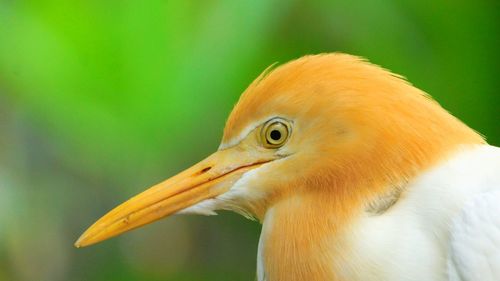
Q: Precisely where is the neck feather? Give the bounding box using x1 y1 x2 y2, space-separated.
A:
260 193 357 281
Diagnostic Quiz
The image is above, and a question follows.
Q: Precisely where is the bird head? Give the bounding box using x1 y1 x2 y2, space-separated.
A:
75 53 483 247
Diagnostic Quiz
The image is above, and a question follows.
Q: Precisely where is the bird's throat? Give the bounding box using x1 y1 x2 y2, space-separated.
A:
259 195 357 281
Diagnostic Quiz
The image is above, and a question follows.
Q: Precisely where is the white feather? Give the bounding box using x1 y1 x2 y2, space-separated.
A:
175 199 219 216
336 144 500 281
448 189 500 281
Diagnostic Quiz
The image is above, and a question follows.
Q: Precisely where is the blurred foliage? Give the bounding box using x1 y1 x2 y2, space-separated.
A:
0 0 498 280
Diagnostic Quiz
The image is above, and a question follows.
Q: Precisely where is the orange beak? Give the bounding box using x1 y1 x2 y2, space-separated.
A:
75 148 270 248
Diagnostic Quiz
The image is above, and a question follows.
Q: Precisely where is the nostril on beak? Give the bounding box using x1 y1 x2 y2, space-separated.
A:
199 166 212 174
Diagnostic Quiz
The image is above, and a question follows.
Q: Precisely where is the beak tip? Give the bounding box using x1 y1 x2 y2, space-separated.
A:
74 238 84 248
74 233 90 248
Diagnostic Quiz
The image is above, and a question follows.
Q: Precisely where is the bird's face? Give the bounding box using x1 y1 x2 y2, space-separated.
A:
76 54 483 248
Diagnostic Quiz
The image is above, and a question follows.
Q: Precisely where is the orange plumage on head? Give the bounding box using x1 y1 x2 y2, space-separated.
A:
223 53 483 216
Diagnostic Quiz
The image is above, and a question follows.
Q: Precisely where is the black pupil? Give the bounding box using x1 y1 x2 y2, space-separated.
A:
270 130 282 141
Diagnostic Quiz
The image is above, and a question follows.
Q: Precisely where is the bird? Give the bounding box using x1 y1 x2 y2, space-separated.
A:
75 53 500 281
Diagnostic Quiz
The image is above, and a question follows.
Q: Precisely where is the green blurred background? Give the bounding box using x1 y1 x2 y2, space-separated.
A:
0 1 498 280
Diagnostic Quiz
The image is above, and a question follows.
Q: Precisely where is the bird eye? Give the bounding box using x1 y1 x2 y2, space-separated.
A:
261 119 291 148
